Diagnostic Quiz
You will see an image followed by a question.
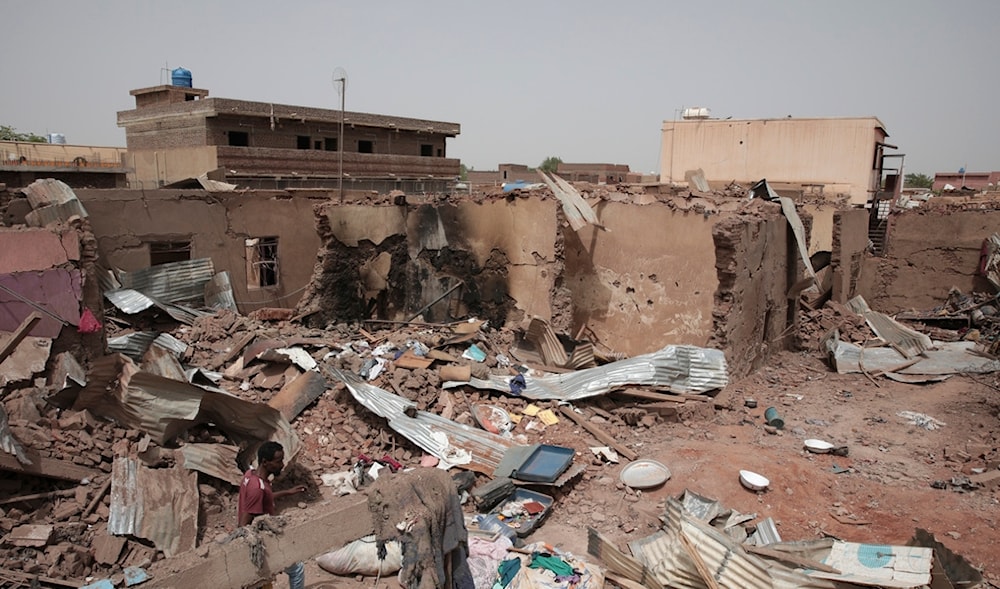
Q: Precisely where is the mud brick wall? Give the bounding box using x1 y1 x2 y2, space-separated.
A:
710 201 802 379
831 208 869 303
861 206 1000 313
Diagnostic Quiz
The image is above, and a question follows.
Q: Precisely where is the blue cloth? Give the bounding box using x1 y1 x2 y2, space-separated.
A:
509 374 526 396
285 561 305 589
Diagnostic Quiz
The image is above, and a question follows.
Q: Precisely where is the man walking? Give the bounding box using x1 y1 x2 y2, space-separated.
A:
238 441 308 589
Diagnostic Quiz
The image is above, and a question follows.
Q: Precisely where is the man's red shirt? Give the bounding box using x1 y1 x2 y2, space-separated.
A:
238 468 275 522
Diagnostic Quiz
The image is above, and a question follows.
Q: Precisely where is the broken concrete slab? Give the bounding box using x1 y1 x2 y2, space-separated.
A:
8 524 53 547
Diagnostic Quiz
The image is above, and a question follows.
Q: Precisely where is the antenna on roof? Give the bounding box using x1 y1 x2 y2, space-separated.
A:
160 62 171 85
332 67 348 203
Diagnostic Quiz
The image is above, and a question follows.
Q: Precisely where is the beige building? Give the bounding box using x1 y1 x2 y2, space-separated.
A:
660 116 899 205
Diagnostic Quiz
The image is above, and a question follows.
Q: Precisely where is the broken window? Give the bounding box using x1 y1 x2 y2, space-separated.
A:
297 135 311 150
228 131 249 147
358 140 374 153
324 137 337 151
148 241 192 266
421 144 433 157
246 237 279 288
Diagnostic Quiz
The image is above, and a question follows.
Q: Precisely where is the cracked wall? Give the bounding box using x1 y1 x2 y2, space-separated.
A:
861 206 1000 313
563 202 718 356
76 189 325 313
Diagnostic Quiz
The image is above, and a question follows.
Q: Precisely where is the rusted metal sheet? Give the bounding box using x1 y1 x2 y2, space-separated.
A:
76 354 300 461
268 370 329 422
204 271 238 312
179 443 241 487
324 366 516 474
447 344 728 401
109 457 198 557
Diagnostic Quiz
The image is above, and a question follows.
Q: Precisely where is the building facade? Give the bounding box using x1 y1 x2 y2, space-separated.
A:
660 116 900 205
0 141 128 188
117 84 461 192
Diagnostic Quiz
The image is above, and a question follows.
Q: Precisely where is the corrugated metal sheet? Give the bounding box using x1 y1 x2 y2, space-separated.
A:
845 295 932 358
446 344 728 401
108 456 198 557
626 499 833 589
324 366 516 474
25 199 90 227
539 171 601 231
204 271 238 312
0 405 30 464
104 289 155 314
118 258 216 305
179 443 242 487
107 331 159 360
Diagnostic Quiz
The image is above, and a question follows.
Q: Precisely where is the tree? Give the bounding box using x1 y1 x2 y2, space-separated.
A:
538 156 562 173
0 125 47 143
904 173 933 189
459 163 470 181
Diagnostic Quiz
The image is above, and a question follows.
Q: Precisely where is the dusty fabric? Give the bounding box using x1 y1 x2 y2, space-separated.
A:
368 468 473 589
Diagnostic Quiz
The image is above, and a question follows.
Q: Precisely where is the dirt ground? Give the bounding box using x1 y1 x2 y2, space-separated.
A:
256 348 1000 589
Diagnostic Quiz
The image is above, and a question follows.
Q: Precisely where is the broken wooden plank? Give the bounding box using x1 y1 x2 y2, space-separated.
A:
0 488 75 506
0 448 99 482
559 406 638 461
679 532 721 589
393 350 434 369
217 332 255 367
0 312 42 364
145 494 372 588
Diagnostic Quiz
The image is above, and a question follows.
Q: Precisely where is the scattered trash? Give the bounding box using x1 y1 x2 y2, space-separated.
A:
462 344 487 362
898 410 946 430
764 406 785 429
589 446 620 463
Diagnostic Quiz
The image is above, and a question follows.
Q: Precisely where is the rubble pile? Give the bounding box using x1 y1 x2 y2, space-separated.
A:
1 301 724 585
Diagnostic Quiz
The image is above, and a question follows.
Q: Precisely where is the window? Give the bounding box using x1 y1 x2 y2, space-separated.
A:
324 137 337 151
246 237 278 288
228 131 249 147
149 241 191 266
437 148 443 157
297 135 311 150
358 140 373 153
420 144 434 157
313 140 322 150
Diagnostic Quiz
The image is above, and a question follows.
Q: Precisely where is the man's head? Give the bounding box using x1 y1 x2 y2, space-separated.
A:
257 441 285 476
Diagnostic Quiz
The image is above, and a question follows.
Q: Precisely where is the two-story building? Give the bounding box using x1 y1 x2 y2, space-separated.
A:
117 79 461 193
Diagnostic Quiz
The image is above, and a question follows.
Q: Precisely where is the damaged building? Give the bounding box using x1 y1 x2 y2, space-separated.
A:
1 90 999 589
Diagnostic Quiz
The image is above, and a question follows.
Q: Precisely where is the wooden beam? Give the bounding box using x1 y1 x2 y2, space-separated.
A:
0 448 99 482
559 406 638 461
145 494 373 588
0 312 42 364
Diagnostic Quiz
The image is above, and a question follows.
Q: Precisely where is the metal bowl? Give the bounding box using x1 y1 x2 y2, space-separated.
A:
620 459 671 489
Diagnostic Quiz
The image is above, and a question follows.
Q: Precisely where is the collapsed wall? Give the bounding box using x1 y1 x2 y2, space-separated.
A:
296 190 807 378
861 201 1000 313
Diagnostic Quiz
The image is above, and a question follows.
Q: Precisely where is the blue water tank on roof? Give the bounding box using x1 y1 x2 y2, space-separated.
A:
171 67 192 88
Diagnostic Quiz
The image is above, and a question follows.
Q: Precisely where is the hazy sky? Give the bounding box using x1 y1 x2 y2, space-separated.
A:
4 1 997 176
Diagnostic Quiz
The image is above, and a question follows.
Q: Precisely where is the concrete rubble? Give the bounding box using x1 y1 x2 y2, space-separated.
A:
1 178 998 588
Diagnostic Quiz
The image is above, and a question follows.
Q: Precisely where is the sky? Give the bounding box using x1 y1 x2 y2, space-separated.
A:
3 0 998 176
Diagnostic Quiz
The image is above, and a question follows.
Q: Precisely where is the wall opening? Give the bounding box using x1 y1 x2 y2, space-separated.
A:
246 237 279 288
297 136 311 150
148 241 191 266
314 140 322 150
421 144 433 157
358 140 374 154
228 131 249 147
324 137 337 151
